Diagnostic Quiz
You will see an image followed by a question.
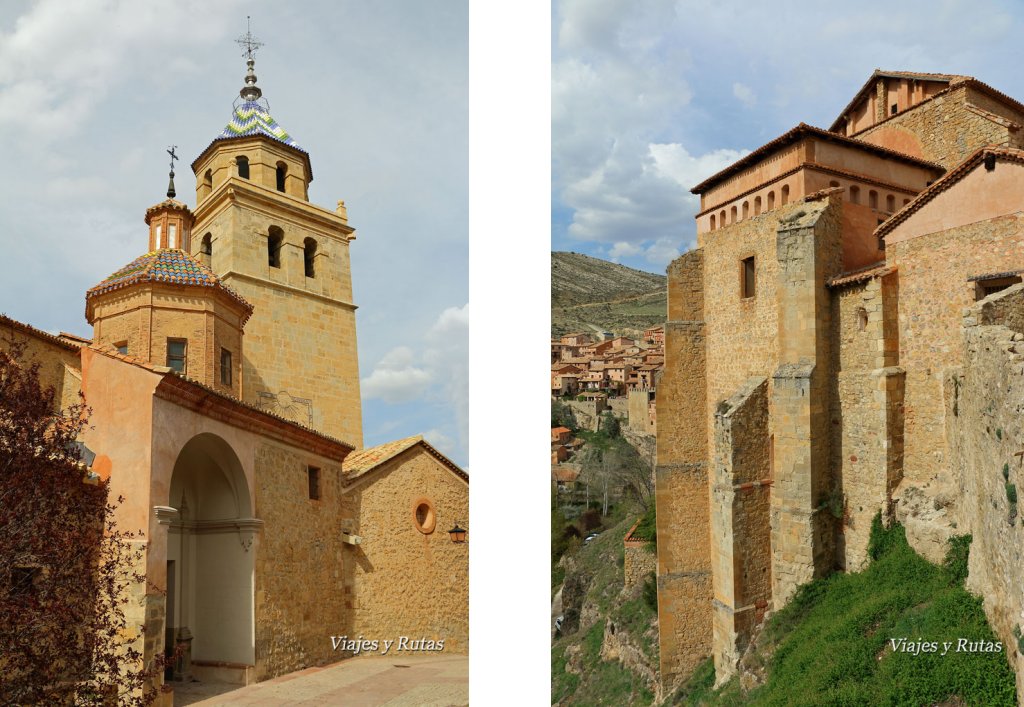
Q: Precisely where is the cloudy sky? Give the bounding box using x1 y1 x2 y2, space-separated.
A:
0 0 468 465
552 0 1024 274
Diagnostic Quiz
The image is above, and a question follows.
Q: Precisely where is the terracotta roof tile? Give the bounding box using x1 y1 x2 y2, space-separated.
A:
85 249 253 323
690 123 944 194
827 262 896 287
342 435 468 482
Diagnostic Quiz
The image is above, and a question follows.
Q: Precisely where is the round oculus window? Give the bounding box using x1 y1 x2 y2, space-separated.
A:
412 497 436 534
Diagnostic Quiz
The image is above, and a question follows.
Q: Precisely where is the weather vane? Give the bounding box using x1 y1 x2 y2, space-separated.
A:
236 16 264 60
166 145 178 199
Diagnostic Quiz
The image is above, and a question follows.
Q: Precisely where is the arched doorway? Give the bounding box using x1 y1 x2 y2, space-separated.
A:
166 433 259 682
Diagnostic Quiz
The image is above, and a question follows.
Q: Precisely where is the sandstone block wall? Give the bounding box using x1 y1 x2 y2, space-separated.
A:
771 198 843 607
655 249 711 689
0 319 82 412
858 85 1014 168
194 187 363 446
830 275 904 571
253 443 355 680
888 214 1024 490
710 377 771 683
350 447 469 654
952 284 1024 704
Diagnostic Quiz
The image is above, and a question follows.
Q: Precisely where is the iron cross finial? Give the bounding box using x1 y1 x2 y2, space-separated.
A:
167 145 178 172
236 16 264 60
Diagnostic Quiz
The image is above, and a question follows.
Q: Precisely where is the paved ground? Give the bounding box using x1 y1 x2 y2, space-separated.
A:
172 655 468 706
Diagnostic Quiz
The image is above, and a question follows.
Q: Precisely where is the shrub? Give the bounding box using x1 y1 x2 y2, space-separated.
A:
642 572 658 612
944 534 972 586
1002 463 1010 481
1006 483 1018 505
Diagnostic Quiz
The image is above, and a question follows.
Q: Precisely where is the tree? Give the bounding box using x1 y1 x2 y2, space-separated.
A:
0 342 164 705
551 400 577 431
600 411 620 438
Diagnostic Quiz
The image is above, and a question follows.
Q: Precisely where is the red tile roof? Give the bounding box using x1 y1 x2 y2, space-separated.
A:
342 434 468 482
690 123 944 194
827 262 896 288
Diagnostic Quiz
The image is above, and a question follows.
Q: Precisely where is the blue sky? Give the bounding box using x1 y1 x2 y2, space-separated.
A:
552 0 1024 275
0 0 468 466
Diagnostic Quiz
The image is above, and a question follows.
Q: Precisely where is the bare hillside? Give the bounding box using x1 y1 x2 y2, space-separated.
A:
551 252 667 337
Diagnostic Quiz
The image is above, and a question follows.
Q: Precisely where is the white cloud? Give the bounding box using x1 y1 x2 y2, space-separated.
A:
361 303 468 460
608 241 642 262
360 346 432 404
644 238 681 267
732 81 756 107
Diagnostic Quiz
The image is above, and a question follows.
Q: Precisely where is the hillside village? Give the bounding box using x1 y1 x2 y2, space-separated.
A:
551 327 664 491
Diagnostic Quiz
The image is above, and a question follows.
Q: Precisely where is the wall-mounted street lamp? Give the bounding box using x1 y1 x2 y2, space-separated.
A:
448 522 467 544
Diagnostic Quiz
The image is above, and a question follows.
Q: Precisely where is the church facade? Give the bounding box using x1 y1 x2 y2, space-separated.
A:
2 54 467 701
656 71 1024 699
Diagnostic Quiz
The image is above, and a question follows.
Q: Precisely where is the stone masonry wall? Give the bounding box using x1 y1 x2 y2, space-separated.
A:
655 249 711 690
951 283 1024 704
830 275 904 572
253 442 355 680
0 319 82 412
710 377 771 684
624 542 656 590
350 447 469 654
888 214 1024 492
858 85 1013 168
771 197 843 608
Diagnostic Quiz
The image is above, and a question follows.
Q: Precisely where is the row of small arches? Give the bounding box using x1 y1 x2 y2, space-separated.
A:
830 181 910 212
200 158 289 194
197 228 318 278
709 185 791 230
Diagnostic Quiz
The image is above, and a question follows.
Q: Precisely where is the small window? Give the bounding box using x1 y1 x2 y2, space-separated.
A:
719 209 726 226
891 103 898 116
742 201 749 220
780 185 790 205
741 256 756 299
168 224 177 249
709 214 716 231
849 186 860 204
236 156 249 179
220 348 232 386
115 341 128 355
276 162 287 192
767 191 775 210
307 466 321 500
201 233 212 256
304 238 317 278
903 198 910 206
730 205 738 224
856 307 868 331
268 227 283 268
869 190 879 209
166 339 187 374
886 194 895 212
203 169 213 191
829 181 840 188
975 275 1023 301
155 224 162 247
754 196 762 215
412 497 436 534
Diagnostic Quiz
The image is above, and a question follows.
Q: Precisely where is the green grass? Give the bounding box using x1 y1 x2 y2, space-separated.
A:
690 519 1016 706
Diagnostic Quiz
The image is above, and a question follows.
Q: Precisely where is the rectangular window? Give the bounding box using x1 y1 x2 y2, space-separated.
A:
167 339 187 374
891 103 898 115
220 348 232 386
307 466 321 500
168 224 177 249
115 341 128 355
741 256 756 298
975 275 1022 301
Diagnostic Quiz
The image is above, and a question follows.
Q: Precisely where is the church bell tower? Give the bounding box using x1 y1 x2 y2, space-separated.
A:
189 32 363 446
